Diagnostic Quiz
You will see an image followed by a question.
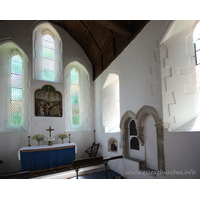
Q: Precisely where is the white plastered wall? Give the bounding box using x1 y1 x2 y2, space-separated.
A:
0 20 94 174
94 20 167 178
160 20 198 131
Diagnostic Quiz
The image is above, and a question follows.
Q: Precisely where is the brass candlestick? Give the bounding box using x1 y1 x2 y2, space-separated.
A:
27 136 31 147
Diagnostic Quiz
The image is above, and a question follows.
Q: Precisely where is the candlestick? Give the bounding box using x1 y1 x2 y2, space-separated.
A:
27 136 31 147
69 133 71 143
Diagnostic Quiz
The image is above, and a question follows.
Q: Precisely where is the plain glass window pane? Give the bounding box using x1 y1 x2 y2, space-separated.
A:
11 101 22 114
43 47 54 60
71 85 79 94
11 55 22 74
11 74 22 87
43 58 54 71
71 94 79 105
11 87 22 101
71 69 79 84
44 70 54 81
72 105 79 115
11 113 22 126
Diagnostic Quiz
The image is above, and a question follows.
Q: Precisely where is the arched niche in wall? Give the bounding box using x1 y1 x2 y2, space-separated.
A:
130 137 139 150
130 120 137 135
120 110 137 158
136 105 165 172
108 137 118 152
102 73 120 133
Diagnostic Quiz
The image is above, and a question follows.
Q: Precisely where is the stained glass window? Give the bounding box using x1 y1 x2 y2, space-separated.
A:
43 34 55 81
71 68 80 126
11 55 22 126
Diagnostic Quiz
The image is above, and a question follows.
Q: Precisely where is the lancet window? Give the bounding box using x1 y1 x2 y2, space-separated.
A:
71 68 80 126
43 34 55 81
11 55 23 126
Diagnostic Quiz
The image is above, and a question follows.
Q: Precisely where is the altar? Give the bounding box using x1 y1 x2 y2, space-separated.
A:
18 143 77 172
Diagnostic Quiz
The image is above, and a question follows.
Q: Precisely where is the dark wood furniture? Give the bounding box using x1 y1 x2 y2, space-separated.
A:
85 142 100 157
0 171 32 179
72 155 123 179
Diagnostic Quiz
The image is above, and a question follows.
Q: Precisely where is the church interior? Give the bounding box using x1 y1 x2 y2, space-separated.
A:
0 18 200 183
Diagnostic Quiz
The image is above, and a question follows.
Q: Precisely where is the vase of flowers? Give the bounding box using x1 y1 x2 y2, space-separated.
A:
57 132 68 144
31 134 44 146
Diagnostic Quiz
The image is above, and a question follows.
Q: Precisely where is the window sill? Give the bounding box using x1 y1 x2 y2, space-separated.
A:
175 115 200 132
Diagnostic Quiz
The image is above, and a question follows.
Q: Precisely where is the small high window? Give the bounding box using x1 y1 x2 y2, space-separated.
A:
11 55 23 126
71 68 80 126
43 34 55 81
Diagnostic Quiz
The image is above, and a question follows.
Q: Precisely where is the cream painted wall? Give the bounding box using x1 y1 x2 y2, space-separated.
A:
160 20 198 131
94 20 200 179
0 20 94 174
94 20 167 178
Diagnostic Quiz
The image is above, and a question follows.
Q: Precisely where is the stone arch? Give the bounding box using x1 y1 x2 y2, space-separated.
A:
120 110 137 158
136 105 165 171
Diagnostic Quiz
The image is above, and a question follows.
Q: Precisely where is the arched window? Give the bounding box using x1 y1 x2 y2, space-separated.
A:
43 34 55 81
71 68 80 126
194 21 200 93
32 22 62 83
102 73 120 133
11 55 23 126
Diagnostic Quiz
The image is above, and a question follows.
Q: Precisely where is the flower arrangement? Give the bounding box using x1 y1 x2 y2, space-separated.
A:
57 132 68 139
57 132 68 144
31 134 44 141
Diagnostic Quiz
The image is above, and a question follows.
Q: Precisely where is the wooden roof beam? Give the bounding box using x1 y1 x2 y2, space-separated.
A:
96 20 134 38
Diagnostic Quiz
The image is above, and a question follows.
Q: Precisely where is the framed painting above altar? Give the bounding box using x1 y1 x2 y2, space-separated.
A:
35 85 62 117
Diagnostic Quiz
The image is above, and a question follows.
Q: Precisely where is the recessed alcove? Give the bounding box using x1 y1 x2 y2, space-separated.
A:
130 120 137 135
108 137 118 152
130 137 139 150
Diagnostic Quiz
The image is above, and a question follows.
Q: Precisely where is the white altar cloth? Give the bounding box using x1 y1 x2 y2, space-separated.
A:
18 142 77 160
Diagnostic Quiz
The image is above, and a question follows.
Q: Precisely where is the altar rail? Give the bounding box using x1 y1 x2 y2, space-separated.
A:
72 155 123 179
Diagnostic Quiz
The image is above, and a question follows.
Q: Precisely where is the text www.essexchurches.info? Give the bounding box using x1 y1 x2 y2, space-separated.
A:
125 169 196 176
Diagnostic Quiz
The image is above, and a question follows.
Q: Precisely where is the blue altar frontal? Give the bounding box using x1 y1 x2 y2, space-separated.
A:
18 143 76 172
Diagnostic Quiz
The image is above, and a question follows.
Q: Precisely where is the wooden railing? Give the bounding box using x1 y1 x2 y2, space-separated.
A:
0 171 32 179
72 155 123 179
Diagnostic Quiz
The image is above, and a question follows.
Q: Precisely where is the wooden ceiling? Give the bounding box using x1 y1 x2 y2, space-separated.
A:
50 20 149 81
